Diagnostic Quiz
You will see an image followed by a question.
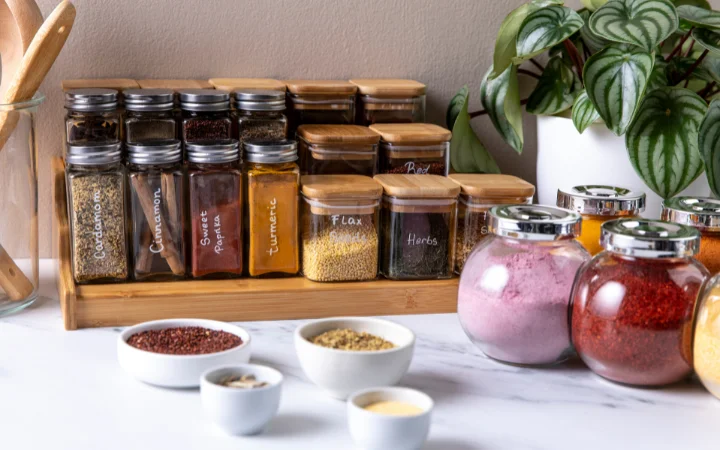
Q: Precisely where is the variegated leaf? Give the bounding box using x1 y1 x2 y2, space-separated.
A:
677 5 720 30
450 91 501 174
526 57 581 115
579 9 611 52
648 56 669 91
590 0 679 52
700 99 720 197
582 0 609 11
480 65 524 153
583 44 655 135
446 86 469 129
693 28 720 58
515 6 585 60
572 90 602 133
626 87 708 198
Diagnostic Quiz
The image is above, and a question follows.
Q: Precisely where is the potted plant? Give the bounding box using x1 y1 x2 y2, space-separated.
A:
447 0 720 217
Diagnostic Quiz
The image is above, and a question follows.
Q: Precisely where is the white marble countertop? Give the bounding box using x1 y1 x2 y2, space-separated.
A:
1 262 720 450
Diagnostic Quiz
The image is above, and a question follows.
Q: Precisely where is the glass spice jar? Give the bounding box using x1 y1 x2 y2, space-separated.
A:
233 89 288 144
65 88 121 145
297 125 380 176
187 140 244 279
285 80 357 135
694 273 720 400
127 140 187 281
370 124 451 176
65 142 128 284
301 175 382 282
374 174 460 280
209 78 287 93
123 89 178 143
179 89 232 143
458 205 589 366
448 174 535 274
349 79 426 126
244 139 300 277
557 185 645 256
662 197 720 274
571 219 708 386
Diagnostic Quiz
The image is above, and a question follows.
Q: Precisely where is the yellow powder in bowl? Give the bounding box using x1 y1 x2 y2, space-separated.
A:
364 401 423 416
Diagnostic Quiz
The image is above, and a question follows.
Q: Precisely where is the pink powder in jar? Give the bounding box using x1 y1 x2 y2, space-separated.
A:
457 238 588 365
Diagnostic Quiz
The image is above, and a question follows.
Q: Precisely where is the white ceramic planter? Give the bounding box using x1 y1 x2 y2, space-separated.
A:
536 115 710 218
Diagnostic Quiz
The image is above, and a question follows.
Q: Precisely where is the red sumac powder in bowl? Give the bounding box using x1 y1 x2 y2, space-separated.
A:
126 326 242 355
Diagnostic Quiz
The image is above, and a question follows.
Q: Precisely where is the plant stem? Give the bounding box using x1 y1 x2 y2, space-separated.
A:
529 58 545 71
666 28 694 61
563 39 584 84
685 40 695 58
518 68 542 79
677 49 710 84
469 99 530 118
699 81 717 98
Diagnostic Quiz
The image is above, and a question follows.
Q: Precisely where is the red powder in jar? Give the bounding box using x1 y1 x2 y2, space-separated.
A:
571 253 706 386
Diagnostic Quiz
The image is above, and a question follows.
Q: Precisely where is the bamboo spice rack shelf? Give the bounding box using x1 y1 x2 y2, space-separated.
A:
52 158 458 330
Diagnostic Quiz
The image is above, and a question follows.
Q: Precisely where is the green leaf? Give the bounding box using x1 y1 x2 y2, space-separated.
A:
693 28 720 58
582 0 609 12
666 56 719 84
572 90 602 133
648 56 669 91
446 86 469 129
526 57 581 115
703 54 720 82
583 44 655 135
480 65 524 153
491 3 544 79
590 0 680 52
578 9 611 52
677 5 720 30
515 6 585 60
673 0 710 9
626 87 708 198
450 93 501 174
700 99 720 197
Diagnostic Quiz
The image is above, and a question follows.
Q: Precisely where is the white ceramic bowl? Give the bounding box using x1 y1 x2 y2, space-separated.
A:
201 364 283 436
294 317 415 399
348 387 433 450
117 318 251 388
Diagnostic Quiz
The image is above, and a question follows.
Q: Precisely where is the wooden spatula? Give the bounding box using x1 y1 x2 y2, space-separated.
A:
0 0 43 97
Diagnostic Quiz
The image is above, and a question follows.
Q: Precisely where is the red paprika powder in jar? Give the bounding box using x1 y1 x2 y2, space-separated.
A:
571 219 708 386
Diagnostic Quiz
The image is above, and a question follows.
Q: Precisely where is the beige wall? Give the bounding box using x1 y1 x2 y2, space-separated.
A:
31 0 586 256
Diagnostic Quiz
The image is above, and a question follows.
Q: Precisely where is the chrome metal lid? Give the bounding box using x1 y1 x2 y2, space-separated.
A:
488 205 582 241
662 197 720 232
64 88 118 111
557 185 645 215
123 89 174 111
66 142 122 165
127 139 182 165
243 139 297 163
601 219 700 258
186 139 240 164
179 89 230 112
233 89 286 111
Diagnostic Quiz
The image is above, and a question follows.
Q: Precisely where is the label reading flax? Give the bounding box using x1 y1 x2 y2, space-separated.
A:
329 215 368 244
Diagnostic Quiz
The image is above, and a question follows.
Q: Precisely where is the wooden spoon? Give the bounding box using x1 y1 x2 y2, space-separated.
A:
0 1 75 301
0 0 43 97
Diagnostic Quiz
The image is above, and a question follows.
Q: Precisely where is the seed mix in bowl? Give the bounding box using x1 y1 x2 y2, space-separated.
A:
126 326 243 355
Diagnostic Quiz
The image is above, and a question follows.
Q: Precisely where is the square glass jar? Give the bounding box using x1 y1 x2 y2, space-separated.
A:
301 175 382 282
179 89 232 143
285 80 357 135
123 88 178 143
64 88 121 145
370 124 451 176
374 174 460 280
350 79 426 126
297 125 380 176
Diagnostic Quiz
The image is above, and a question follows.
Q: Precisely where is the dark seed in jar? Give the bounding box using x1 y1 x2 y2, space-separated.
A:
126 326 242 355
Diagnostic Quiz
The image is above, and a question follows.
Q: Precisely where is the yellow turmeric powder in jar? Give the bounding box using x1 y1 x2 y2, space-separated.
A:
693 275 720 400
662 197 720 274
557 186 645 255
244 140 300 277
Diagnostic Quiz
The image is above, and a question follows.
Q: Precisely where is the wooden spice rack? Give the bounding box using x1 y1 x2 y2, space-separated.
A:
52 158 458 330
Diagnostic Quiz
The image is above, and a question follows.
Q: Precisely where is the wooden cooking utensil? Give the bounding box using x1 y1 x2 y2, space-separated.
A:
0 1 75 301
0 0 43 97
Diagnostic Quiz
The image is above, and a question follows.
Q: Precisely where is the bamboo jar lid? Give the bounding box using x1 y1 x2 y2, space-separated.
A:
298 125 380 145
61 79 139 92
137 79 213 91
374 174 460 199
448 174 535 199
302 175 382 200
285 80 357 95
350 79 426 96
370 124 452 145
209 78 286 92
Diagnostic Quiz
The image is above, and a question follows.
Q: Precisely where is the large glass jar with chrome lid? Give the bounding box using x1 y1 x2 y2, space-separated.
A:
458 205 589 366
179 89 232 143
187 140 244 279
65 142 128 284
557 185 645 255
243 139 300 277
662 197 720 273
233 90 288 144
127 140 186 281
571 219 707 386
65 88 120 145
349 79 426 125
694 273 720 400
285 80 357 135
123 89 177 143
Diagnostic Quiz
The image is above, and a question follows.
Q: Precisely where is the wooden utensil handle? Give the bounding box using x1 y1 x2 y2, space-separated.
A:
0 244 34 301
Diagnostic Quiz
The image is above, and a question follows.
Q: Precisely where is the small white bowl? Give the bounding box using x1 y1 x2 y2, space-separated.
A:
348 387 433 450
117 318 251 388
201 364 283 436
294 317 415 399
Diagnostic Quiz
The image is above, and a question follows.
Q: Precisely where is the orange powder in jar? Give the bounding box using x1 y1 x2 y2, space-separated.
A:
579 214 640 256
662 197 720 275
696 232 720 274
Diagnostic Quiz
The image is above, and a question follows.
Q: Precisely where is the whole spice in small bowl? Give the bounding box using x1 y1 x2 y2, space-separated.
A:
310 328 395 351
217 374 269 389
126 326 243 355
